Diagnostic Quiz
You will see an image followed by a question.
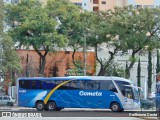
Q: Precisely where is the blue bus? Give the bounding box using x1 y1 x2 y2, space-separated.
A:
17 76 140 112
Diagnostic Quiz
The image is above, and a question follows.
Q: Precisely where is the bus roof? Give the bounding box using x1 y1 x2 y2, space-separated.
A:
17 76 132 83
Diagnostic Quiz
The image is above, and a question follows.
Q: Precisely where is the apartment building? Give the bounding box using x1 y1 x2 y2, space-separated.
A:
71 0 160 11
3 0 19 4
70 0 127 11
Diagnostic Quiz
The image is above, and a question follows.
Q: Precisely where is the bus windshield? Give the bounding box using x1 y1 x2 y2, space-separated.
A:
133 87 140 101
123 86 133 99
115 81 133 99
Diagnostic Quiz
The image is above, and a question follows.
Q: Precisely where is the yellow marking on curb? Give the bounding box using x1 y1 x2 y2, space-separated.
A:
44 80 71 104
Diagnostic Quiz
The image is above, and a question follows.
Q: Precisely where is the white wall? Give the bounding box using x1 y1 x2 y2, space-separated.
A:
96 47 157 93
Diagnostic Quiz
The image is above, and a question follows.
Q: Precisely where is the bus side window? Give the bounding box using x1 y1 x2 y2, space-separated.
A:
86 81 93 90
70 81 78 89
19 80 30 89
100 80 117 92
92 81 100 90
36 80 42 89
31 81 36 89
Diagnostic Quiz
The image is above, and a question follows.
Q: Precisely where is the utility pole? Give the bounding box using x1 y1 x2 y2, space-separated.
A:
83 32 86 76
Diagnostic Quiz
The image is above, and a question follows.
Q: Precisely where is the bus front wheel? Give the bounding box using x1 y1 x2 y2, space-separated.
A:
110 102 120 112
47 101 57 111
36 101 44 111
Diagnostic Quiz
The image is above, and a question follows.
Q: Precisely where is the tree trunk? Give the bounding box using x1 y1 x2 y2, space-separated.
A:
125 51 137 79
26 54 29 77
72 48 82 69
39 56 46 75
137 58 141 87
148 50 152 93
34 49 48 76
97 65 105 76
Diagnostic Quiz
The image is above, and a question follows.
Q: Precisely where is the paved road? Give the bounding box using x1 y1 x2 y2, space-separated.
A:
0 106 158 120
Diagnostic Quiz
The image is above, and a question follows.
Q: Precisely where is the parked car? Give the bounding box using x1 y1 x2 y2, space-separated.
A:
0 96 15 106
140 98 155 109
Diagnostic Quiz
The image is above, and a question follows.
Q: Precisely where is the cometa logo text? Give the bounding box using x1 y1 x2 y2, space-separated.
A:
79 91 102 96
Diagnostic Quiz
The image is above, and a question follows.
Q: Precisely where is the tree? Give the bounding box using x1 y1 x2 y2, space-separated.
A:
0 35 21 81
46 0 92 73
87 6 160 77
0 0 3 33
137 58 141 87
5 0 67 75
0 0 21 89
148 51 152 93
122 7 160 78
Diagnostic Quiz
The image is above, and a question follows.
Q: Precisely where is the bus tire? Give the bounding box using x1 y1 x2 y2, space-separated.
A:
110 102 120 112
36 101 44 111
47 101 57 111
119 109 124 112
56 108 62 111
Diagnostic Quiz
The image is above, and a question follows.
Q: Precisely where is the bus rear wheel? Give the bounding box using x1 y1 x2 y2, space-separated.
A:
47 101 57 111
36 101 44 111
110 102 120 112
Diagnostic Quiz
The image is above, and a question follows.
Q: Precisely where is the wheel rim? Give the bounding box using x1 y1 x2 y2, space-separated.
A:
112 104 118 111
49 104 54 110
38 103 43 110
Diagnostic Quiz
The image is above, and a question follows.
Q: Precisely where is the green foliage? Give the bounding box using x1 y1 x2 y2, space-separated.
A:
0 34 21 73
104 62 126 77
46 0 82 46
148 51 152 93
6 0 67 50
0 0 21 83
5 0 68 75
0 0 3 33
137 58 141 87
89 6 160 76
129 56 138 63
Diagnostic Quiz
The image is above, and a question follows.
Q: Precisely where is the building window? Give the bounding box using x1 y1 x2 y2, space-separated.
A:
93 0 99 4
136 5 142 8
84 3 86 6
74 3 82 7
93 7 99 12
102 1 106 4
143 5 154 8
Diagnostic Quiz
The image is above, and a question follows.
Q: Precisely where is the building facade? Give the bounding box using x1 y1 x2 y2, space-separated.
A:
127 0 160 8
71 0 127 11
71 0 160 11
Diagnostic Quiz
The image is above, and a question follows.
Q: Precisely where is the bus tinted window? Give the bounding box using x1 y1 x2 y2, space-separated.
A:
124 87 133 99
19 80 31 89
19 79 116 91
100 80 117 92
19 80 43 89
58 80 100 90
115 81 133 98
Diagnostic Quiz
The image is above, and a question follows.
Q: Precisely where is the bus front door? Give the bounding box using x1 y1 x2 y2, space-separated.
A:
124 97 134 110
123 87 134 110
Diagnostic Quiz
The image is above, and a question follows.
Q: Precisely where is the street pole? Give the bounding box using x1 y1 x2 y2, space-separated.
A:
144 77 147 99
83 32 86 76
